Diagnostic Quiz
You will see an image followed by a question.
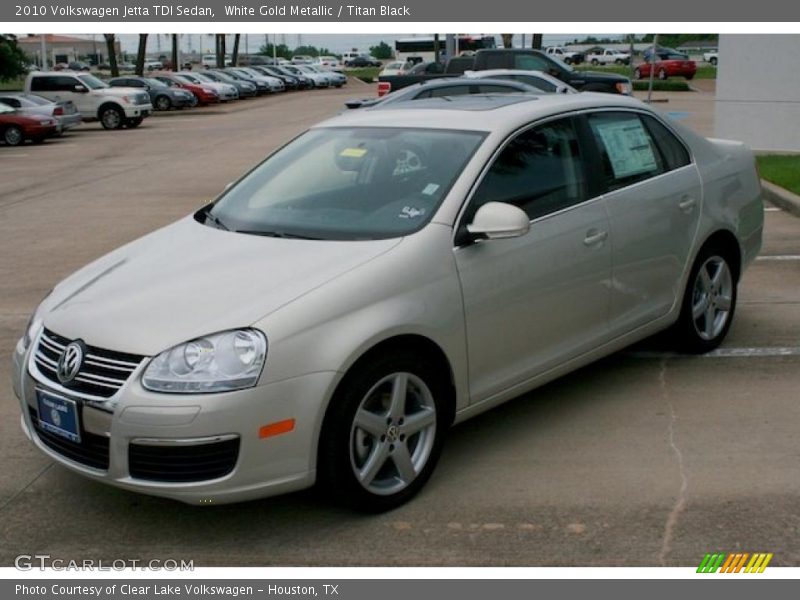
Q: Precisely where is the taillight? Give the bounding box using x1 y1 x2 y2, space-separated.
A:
377 81 391 97
53 106 63 116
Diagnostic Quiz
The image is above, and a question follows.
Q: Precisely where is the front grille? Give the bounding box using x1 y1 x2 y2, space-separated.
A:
135 92 150 105
128 438 240 483
29 407 110 470
33 329 144 399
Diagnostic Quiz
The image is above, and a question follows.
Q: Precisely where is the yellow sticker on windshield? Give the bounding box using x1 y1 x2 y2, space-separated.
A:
340 148 368 158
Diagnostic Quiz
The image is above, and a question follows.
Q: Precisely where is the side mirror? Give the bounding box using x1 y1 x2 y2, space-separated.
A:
466 202 530 240
73 84 88 93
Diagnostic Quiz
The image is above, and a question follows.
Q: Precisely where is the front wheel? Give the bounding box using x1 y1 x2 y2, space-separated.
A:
591 58 599 65
100 106 124 130
672 247 737 353
3 125 24 146
563 57 572 65
317 350 447 512
154 95 172 111
710 57 718 66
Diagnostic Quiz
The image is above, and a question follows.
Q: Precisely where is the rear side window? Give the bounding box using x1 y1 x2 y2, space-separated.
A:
0 97 21 108
30 76 76 92
476 84 523 94
466 117 588 222
426 85 472 98
641 114 691 171
514 54 551 71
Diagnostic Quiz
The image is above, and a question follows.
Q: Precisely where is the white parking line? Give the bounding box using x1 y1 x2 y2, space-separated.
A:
629 346 800 359
764 207 782 212
1 153 30 158
756 255 800 261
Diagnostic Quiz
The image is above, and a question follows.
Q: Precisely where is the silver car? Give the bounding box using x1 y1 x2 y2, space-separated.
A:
0 92 82 135
12 94 762 511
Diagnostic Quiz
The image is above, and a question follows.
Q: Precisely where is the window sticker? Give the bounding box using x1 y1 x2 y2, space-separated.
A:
593 118 658 179
422 183 440 196
339 147 367 158
399 206 425 219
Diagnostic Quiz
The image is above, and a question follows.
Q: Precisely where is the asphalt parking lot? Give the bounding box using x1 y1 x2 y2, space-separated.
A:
1 84 798 567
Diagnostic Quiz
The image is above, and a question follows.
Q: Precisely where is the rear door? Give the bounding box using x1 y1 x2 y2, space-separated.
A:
584 110 701 333
454 116 613 402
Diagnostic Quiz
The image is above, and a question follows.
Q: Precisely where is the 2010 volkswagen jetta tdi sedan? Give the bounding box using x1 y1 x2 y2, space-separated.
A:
12 93 763 511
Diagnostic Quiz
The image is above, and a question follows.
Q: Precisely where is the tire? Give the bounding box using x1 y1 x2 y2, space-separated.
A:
317 349 448 512
615 59 623 65
634 67 643 80
658 68 668 81
154 95 172 111
563 57 572 65
3 125 24 146
125 117 143 128
188 94 199 108
99 105 124 130
591 59 599 66
672 244 738 354
710 57 718 66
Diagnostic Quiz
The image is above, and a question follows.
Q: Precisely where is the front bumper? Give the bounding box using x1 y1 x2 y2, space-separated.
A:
122 104 153 119
12 334 335 505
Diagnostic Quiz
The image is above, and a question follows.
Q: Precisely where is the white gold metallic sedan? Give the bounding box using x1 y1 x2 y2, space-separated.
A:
12 93 763 511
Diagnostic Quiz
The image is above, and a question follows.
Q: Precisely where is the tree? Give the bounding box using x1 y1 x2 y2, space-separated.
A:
501 34 514 49
216 34 226 68
103 34 118 77
0 35 28 82
530 34 543 50
258 43 292 60
231 34 241 66
369 41 393 60
171 34 178 71
135 34 147 76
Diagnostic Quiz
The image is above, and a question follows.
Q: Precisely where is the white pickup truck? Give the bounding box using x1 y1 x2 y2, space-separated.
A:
544 46 585 65
25 71 153 130
586 48 631 65
703 51 719 65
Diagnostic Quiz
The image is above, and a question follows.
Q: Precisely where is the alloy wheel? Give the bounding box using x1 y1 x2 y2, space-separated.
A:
691 255 733 341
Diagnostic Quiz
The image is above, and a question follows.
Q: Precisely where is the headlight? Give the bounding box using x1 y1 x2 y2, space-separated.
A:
615 81 632 95
142 329 267 393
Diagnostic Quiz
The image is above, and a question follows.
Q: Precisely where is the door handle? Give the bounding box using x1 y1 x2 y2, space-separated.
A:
679 196 697 212
583 229 608 246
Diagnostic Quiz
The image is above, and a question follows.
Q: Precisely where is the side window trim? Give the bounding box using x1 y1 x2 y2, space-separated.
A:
453 112 601 247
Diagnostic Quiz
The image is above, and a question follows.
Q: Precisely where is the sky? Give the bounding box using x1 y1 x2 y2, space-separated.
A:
65 33 623 56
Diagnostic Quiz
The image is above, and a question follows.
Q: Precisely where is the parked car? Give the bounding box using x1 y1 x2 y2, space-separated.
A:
177 72 240 101
118 62 137 71
108 76 196 110
202 54 232 68
270 66 314 89
345 77 540 109
248 66 299 90
153 73 220 105
25 71 152 129
201 70 258 97
0 102 58 145
283 65 330 88
144 60 163 71
317 56 342 70
703 51 719 66
228 68 284 93
544 46 585 65
344 55 382 68
379 61 414 77
586 48 631 65
634 53 697 80
302 65 346 87
11 93 762 510
291 55 314 64
0 92 82 135
462 69 576 94
66 61 91 71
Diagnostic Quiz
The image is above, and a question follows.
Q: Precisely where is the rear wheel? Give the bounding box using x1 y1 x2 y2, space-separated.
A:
710 57 718 66
3 125 24 146
99 106 124 130
672 245 738 353
154 95 172 111
591 58 599 65
563 57 573 65
317 350 447 512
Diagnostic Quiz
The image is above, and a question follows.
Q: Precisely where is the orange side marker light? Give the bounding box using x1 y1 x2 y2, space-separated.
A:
259 419 296 439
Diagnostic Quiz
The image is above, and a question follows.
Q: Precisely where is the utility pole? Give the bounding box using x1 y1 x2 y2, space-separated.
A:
647 33 658 103
433 33 440 63
40 35 47 70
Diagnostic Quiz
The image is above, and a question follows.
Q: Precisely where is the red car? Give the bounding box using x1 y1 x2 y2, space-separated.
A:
633 52 697 80
153 73 220 105
0 103 58 146
634 53 697 81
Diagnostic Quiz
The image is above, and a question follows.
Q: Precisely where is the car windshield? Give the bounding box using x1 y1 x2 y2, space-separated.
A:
190 73 213 82
144 78 167 88
206 127 486 241
176 74 199 83
77 74 109 89
23 94 53 105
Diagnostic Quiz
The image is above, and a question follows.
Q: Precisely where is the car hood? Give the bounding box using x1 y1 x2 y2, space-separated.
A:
41 216 402 356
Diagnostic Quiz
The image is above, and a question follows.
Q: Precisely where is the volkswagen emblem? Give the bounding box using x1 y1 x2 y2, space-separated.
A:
57 341 84 384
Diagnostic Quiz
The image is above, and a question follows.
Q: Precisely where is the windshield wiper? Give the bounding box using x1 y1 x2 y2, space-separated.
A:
201 207 229 231
236 229 321 240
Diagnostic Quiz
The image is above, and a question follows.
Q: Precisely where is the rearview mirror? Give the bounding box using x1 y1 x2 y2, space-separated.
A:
467 202 530 240
73 84 88 93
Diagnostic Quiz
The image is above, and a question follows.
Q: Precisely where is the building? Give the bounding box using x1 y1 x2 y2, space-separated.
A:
17 34 121 67
715 34 800 152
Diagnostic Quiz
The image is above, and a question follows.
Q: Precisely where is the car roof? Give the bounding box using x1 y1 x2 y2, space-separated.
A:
318 93 649 133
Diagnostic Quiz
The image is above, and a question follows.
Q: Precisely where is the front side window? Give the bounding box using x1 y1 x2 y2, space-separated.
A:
207 127 486 240
76 74 109 89
465 117 588 224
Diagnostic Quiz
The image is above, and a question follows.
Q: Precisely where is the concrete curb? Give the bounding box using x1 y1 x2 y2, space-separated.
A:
761 179 800 219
